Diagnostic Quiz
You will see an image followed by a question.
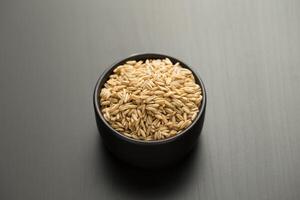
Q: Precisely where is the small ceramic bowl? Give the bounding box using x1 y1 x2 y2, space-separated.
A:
93 53 206 168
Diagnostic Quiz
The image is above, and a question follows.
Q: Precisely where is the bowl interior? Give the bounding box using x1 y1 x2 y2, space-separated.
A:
94 53 206 144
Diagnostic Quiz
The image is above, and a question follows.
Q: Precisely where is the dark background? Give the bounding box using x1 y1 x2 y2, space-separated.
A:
1 0 300 199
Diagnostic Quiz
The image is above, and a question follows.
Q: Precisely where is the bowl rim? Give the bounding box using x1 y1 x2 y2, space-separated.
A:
93 53 206 145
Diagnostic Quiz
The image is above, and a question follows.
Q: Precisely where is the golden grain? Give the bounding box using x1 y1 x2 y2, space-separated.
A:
99 58 202 140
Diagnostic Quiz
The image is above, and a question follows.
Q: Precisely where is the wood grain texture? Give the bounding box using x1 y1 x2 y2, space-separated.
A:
0 0 299 199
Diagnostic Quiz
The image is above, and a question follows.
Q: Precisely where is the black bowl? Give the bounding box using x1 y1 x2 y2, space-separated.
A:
93 53 206 168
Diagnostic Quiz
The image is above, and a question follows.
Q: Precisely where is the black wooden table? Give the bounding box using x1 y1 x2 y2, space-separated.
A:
1 0 299 199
